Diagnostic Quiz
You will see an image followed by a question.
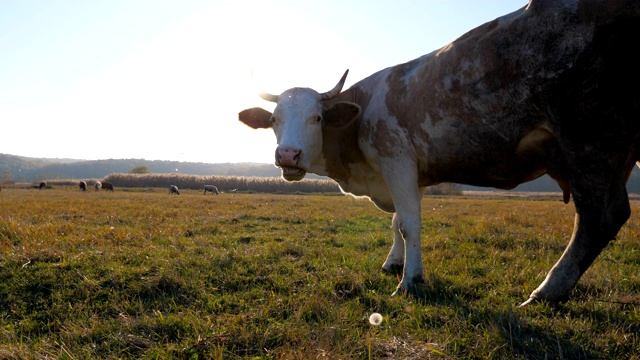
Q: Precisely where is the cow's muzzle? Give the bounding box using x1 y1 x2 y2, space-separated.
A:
276 146 307 181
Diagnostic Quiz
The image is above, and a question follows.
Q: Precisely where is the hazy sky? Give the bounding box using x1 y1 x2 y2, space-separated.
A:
0 0 526 164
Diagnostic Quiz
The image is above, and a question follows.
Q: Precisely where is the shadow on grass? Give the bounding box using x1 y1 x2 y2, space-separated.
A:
406 274 606 359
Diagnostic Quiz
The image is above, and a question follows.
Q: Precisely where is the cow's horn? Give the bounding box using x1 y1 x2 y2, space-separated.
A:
320 69 349 101
259 92 279 103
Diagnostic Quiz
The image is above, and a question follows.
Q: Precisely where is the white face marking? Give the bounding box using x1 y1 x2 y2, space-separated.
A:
271 88 324 171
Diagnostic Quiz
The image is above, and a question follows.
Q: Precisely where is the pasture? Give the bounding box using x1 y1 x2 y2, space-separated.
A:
0 188 638 359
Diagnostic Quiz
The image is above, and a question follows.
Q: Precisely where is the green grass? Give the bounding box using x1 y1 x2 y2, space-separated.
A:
1 188 638 359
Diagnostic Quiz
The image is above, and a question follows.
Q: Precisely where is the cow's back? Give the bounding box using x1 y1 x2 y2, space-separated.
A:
332 0 640 189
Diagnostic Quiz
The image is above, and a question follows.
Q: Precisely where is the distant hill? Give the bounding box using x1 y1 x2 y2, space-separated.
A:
2 152 640 194
0 153 283 183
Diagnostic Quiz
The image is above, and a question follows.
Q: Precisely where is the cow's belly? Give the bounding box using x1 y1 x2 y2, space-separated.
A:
337 167 396 213
421 125 559 189
339 181 396 213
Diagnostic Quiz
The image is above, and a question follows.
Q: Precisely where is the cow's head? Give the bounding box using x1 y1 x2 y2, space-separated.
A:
239 70 361 181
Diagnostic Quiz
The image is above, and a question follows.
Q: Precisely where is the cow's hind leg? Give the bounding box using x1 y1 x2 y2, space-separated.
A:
521 167 631 306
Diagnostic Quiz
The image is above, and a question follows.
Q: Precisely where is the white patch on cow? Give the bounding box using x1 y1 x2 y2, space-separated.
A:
420 112 452 140
361 75 391 125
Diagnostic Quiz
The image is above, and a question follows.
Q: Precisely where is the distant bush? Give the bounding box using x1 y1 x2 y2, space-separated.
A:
424 182 462 196
102 173 341 194
129 166 151 174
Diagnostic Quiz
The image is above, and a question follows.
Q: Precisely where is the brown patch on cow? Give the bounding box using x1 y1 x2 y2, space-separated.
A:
323 102 361 128
370 120 402 158
321 86 372 182
322 120 365 182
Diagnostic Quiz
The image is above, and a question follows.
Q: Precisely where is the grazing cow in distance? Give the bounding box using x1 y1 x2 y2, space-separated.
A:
38 181 46 190
203 185 219 195
94 181 102 191
239 0 640 306
79 181 87 191
169 185 180 195
101 182 114 192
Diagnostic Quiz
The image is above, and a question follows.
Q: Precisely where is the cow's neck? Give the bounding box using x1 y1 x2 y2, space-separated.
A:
312 116 363 180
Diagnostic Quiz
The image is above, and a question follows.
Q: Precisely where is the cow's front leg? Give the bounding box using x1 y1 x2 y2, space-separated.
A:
382 213 404 273
391 205 424 296
381 172 424 296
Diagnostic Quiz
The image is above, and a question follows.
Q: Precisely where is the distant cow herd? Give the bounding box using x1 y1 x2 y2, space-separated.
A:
76 181 114 192
24 181 220 195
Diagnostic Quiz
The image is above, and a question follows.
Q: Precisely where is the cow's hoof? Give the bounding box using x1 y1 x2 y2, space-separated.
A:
391 284 408 297
381 263 403 275
518 296 538 308
518 293 567 308
391 275 424 296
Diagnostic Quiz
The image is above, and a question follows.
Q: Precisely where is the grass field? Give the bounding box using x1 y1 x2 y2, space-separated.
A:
1 188 638 359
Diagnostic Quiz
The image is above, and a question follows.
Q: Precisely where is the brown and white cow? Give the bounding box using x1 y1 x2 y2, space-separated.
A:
239 0 640 305
79 181 87 191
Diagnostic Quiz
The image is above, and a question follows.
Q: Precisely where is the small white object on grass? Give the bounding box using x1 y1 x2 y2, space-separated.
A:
369 312 383 326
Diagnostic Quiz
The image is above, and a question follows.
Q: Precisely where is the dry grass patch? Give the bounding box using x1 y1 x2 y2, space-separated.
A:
0 188 638 359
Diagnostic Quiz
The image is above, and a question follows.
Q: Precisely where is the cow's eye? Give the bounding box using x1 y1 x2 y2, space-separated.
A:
316 116 323 122
271 116 277 124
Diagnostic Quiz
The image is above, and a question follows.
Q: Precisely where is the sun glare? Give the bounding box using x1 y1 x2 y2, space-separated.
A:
1 1 382 164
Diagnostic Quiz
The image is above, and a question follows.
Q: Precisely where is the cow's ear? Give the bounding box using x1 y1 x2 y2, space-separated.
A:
323 102 361 128
238 107 273 129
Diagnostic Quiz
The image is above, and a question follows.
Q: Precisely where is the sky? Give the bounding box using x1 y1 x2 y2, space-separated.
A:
0 0 527 165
